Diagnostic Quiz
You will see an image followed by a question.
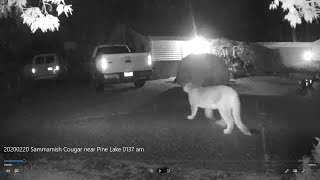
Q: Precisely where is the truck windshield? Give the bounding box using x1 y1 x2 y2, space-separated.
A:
96 46 130 55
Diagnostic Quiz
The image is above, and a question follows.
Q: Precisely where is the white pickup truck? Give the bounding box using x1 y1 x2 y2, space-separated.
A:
90 44 153 91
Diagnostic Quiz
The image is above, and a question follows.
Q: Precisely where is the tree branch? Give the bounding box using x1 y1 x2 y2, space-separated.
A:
43 1 52 13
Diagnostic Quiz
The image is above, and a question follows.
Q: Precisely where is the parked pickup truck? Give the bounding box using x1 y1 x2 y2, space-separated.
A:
90 44 153 91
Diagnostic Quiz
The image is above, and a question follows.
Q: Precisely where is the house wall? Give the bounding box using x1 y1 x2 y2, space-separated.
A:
258 42 320 71
149 38 191 79
278 47 309 68
150 39 320 79
150 40 184 61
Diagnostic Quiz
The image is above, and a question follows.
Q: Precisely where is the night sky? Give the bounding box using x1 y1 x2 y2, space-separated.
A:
2 0 320 58
59 0 320 42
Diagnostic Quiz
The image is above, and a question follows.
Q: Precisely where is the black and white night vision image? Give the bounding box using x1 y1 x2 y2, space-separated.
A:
1 0 320 179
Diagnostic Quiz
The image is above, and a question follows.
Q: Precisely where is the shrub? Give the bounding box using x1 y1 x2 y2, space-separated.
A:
210 38 284 74
175 53 229 87
295 137 320 180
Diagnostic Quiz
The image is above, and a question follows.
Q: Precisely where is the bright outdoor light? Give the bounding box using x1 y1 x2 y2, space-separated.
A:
183 36 211 56
303 50 313 61
55 65 60 71
147 54 152 65
31 68 36 74
189 36 211 54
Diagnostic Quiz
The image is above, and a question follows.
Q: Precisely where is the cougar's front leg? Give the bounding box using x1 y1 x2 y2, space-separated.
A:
187 104 198 120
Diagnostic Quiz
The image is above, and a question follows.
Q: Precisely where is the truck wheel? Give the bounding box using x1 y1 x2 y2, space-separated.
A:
134 81 145 88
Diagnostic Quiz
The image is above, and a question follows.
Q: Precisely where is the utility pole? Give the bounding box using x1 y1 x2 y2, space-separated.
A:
305 23 310 41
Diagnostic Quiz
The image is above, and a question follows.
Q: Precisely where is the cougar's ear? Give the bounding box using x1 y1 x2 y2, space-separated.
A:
182 83 188 92
173 77 177 83
183 82 192 92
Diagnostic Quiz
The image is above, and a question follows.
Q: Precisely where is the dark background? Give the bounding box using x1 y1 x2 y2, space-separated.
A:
61 0 320 42
1 0 320 64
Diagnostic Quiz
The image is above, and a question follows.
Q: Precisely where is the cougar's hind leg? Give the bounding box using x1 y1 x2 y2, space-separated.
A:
215 119 228 128
214 110 227 128
218 108 234 134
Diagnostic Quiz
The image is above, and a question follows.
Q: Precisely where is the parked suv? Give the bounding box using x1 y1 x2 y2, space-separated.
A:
29 53 69 81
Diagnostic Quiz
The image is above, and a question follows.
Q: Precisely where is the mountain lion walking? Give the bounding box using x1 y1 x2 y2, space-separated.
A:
183 82 252 136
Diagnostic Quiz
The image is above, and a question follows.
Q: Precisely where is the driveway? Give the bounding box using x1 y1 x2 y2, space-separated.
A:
1 77 320 179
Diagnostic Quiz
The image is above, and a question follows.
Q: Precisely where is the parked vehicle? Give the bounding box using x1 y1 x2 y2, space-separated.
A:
90 44 153 91
296 73 320 96
26 53 69 81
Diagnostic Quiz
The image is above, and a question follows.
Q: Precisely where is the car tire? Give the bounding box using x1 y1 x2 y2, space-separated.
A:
134 81 145 88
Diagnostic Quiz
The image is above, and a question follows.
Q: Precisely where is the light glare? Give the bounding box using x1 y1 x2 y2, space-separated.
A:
101 58 108 70
147 54 152 65
303 51 313 61
190 37 210 54
183 36 211 56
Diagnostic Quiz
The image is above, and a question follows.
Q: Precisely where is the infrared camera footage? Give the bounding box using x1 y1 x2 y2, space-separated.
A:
1 0 320 179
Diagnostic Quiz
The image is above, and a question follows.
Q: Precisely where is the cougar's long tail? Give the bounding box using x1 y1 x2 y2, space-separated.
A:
232 96 252 136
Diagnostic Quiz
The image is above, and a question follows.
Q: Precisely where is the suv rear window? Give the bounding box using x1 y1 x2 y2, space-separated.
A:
35 56 45 65
96 46 130 55
46 56 55 64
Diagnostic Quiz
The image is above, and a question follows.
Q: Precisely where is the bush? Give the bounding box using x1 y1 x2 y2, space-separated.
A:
239 42 283 73
295 137 320 180
175 53 230 87
210 38 284 74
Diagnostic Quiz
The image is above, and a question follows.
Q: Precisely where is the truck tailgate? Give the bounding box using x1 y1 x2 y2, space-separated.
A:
98 53 151 74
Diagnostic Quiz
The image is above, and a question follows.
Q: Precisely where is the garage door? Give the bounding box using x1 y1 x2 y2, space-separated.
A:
151 40 184 61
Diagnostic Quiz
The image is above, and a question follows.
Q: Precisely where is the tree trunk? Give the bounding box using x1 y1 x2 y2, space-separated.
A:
305 23 310 41
292 28 297 42
279 24 282 41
